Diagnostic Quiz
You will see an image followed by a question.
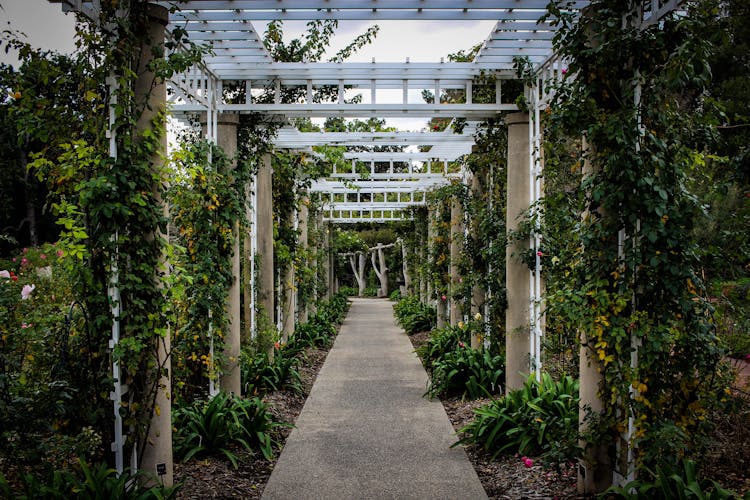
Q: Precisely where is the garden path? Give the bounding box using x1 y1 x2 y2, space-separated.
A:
262 297 487 499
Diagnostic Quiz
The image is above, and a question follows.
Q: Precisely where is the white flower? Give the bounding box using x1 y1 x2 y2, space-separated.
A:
0 270 9 279
21 284 35 300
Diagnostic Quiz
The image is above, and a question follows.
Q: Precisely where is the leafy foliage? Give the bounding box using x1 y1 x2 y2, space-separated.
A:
425 346 504 400
172 392 282 466
393 295 436 335
0 459 180 500
415 324 470 370
456 374 580 462
241 347 302 396
606 458 745 500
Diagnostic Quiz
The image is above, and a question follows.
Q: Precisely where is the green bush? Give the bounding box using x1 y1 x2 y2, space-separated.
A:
0 459 180 499
389 289 402 301
241 348 302 396
338 286 358 297
426 346 504 399
363 286 377 297
172 391 283 466
606 458 745 500
415 325 469 370
456 373 580 462
393 295 436 335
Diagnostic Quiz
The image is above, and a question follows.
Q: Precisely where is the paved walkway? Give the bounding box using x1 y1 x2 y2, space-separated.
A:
262 298 487 500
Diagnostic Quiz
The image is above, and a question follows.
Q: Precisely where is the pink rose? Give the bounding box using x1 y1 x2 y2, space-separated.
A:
21 284 35 300
40 254 46 260
57 250 64 258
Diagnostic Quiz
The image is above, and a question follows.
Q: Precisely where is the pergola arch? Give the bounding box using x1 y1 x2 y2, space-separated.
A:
48 0 687 492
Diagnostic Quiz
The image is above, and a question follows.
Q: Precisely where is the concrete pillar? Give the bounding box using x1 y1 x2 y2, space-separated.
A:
426 207 435 304
257 154 275 355
134 2 172 486
322 222 331 299
281 208 295 343
505 112 531 392
449 195 463 326
298 197 309 323
578 136 612 494
215 113 241 395
470 172 486 349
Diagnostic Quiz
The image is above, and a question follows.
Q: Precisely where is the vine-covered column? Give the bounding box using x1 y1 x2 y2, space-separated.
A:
450 194 463 326
281 207 295 343
469 171 486 349
257 153 274 356
297 196 309 323
505 112 532 392
135 2 172 485
215 112 241 395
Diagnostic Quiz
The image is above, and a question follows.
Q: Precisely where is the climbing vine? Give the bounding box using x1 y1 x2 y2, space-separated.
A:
542 0 727 471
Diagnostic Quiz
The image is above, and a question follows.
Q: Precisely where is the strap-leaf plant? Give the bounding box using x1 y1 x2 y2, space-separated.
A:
542 0 726 472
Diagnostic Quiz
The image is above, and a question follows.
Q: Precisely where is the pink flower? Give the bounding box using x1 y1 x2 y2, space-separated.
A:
20 257 29 266
40 254 46 260
745 353 750 362
274 341 281 349
561 68 568 75
21 322 32 329
536 251 543 257
56 250 64 258
441 295 447 301
0 270 9 279
523 457 534 468
21 284 35 300
458 341 465 348
22 247 28 254
12 257 16 262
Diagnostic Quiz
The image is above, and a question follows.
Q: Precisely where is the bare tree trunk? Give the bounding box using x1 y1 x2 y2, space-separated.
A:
371 244 388 297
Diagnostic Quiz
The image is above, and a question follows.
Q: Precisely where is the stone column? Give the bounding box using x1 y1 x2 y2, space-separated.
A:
505 112 531 392
134 2 172 486
297 197 309 323
322 222 331 299
470 172 486 349
449 195 463 326
216 113 241 395
281 208 295 343
578 136 612 494
257 154 275 355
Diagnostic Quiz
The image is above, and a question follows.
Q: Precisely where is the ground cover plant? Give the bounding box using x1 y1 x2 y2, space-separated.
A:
393 295 436 335
456 373 580 463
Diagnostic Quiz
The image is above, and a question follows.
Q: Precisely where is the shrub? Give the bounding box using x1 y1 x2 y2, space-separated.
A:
393 295 436 335
172 391 282 466
241 348 302 396
456 373 580 462
389 289 402 301
338 286 358 297
426 346 504 399
415 325 469 370
0 459 180 499
606 458 742 500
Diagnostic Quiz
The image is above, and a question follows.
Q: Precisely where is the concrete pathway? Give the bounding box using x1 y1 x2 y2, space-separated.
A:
262 298 487 500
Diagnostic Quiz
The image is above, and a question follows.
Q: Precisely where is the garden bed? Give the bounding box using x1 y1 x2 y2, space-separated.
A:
173 345 330 499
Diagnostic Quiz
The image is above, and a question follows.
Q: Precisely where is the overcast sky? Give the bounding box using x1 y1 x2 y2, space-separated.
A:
0 0 494 131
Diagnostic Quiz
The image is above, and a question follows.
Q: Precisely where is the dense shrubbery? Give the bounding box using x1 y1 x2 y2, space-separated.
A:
242 348 302 396
414 323 503 399
607 458 746 500
0 460 180 500
456 373 580 462
426 346 504 399
393 295 436 335
172 392 282 466
415 325 469 369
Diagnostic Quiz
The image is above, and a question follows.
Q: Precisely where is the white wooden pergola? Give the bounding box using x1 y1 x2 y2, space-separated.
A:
49 0 685 487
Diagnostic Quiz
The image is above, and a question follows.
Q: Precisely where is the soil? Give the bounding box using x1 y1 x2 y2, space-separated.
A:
174 328 750 499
